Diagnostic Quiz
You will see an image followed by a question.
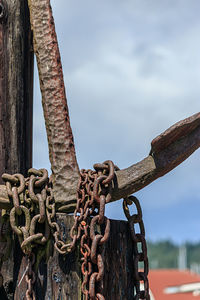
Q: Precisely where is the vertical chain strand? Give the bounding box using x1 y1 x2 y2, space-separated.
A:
69 161 116 299
2 169 50 299
123 196 150 300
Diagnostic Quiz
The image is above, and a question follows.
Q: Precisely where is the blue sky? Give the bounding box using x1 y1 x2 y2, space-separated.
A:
33 0 200 244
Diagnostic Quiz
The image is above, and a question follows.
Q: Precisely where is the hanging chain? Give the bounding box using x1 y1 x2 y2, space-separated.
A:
25 253 36 300
72 160 115 300
1 163 115 300
123 195 150 300
1 164 150 299
2 168 50 299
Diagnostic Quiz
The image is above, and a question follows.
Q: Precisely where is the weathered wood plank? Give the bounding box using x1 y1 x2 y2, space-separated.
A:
27 215 134 299
44 214 82 300
104 220 134 299
0 0 33 298
0 0 33 180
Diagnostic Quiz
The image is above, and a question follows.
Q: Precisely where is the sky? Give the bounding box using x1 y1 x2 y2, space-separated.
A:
33 0 200 244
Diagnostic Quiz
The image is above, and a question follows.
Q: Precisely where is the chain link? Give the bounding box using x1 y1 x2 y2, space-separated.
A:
2 169 50 299
25 253 36 300
1 164 150 299
2 163 114 299
70 160 115 299
123 195 150 300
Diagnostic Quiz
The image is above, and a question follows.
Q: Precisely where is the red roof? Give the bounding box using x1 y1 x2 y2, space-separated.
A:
149 269 200 299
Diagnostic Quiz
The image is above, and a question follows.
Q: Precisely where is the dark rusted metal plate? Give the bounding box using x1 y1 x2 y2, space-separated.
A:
151 112 200 154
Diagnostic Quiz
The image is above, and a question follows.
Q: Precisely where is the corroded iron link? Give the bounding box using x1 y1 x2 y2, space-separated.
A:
2 168 52 298
25 253 36 300
123 196 150 300
1 164 150 299
68 160 116 299
3 169 50 254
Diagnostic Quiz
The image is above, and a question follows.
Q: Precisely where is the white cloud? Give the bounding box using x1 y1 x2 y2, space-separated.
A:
33 0 200 242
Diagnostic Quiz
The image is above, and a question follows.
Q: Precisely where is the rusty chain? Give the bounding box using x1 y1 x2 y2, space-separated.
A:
25 253 36 300
0 164 150 299
123 195 150 300
2 168 50 299
1 163 114 299
71 160 115 300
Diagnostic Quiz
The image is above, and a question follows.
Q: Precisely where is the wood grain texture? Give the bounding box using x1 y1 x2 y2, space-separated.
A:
0 0 33 181
104 219 134 299
0 0 33 298
27 0 80 205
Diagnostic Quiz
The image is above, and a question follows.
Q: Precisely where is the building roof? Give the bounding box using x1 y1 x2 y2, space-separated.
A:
149 269 200 299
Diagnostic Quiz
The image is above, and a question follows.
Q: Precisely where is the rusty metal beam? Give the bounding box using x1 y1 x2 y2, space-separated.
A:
27 0 200 210
1 113 200 211
113 111 200 201
27 0 80 204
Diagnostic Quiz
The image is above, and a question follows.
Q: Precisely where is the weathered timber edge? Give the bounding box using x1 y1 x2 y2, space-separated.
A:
0 0 33 181
0 0 34 298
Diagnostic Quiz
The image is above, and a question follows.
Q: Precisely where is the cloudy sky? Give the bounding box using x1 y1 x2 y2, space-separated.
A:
33 0 200 244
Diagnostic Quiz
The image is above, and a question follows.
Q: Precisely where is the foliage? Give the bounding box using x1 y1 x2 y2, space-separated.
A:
147 240 200 271
147 240 178 269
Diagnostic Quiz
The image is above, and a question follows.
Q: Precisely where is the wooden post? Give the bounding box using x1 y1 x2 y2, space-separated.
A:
0 0 33 298
0 0 33 179
33 215 134 300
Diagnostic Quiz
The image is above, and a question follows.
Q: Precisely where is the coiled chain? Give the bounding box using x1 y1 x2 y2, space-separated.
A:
1 162 115 299
2 168 51 299
1 164 150 299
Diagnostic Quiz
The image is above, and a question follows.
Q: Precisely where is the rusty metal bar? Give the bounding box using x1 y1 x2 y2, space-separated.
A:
111 112 200 201
55 111 200 207
27 0 80 204
1 113 200 211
